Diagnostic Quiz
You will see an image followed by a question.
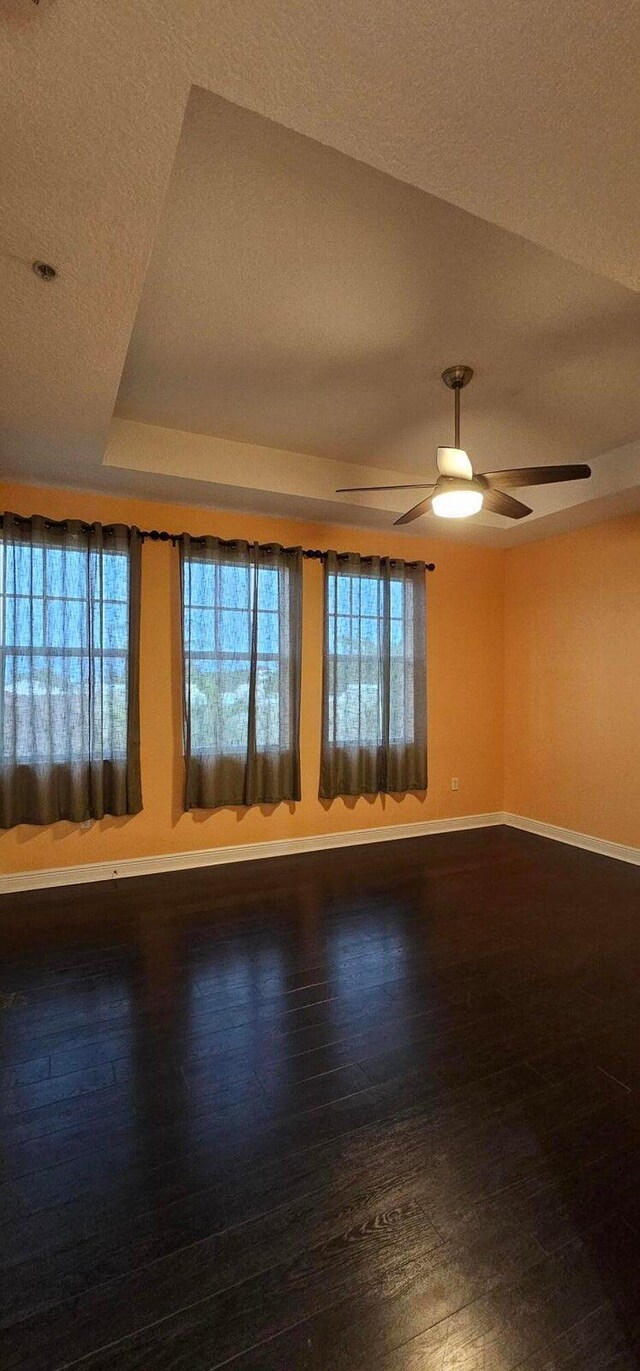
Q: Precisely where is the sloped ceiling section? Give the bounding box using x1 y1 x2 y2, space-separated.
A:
1 0 640 545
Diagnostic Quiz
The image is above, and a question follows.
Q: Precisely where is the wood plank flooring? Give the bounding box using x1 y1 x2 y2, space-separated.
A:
1 825 640 1368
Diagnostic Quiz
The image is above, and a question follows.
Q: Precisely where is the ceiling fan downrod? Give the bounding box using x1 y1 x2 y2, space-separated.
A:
441 364 474 447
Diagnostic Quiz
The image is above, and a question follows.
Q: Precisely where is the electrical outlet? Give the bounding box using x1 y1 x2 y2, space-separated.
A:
80 819 92 832
451 777 459 791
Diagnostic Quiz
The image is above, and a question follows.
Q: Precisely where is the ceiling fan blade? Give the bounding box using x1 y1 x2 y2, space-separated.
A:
436 446 473 479
481 488 532 519
336 483 435 493
394 494 435 525
479 463 591 490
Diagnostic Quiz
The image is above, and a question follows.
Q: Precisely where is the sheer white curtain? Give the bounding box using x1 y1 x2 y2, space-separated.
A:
320 552 427 797
0 513 142 828
180 537 302 808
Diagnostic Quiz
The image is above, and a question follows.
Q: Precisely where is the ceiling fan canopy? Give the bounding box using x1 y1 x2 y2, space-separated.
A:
337 365 592 524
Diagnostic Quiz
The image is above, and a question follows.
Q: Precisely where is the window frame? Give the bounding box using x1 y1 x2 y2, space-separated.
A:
324 563 417 751
0 537 132 767
181 553 293 759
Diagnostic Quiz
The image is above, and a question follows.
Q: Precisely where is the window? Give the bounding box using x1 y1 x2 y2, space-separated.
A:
0 514 142 828
326 570 414 748
183 559 290 757
180 537 302 808
1 542 129 765
320 552 427 798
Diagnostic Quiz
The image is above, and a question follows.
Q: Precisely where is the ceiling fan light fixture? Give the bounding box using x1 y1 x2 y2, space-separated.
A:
432 487 484 519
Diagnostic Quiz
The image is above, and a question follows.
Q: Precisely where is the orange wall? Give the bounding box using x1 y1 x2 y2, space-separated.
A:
504 513 640 849
0 482 505 875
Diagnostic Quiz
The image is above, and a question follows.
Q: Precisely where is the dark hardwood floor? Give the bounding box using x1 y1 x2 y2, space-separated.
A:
1 824 640 1369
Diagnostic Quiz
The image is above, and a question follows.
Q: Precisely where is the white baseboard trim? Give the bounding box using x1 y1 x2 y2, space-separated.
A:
0 812 504 894
505 813 640 867
3 811 638 894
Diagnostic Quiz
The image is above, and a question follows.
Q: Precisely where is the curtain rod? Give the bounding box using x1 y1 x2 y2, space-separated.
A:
0 515 435 571
144 529 435 570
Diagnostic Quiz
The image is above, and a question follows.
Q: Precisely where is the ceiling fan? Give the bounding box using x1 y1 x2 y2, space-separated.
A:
337 365 591 524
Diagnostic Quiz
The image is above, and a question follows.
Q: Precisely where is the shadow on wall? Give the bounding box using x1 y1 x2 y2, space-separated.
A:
9 812 133 850
319 791 428 814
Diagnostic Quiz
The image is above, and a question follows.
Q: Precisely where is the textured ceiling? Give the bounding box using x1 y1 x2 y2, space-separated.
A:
1 0 640 545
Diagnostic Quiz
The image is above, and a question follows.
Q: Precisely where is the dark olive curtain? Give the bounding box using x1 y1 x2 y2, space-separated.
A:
0 513 142 828
180 537 302 809
320 551 427 798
